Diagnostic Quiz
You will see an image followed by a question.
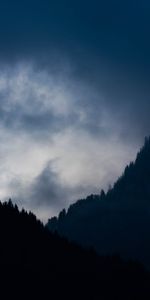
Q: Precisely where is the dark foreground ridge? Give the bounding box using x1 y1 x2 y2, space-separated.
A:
0 200 150 299
47 137 150 268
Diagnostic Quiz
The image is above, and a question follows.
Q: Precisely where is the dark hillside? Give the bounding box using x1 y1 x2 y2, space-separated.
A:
47 137 150 267
0 200 149 299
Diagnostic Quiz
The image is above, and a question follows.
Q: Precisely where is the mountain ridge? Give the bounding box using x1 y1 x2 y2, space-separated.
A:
0 199 149 299
47 137 150 267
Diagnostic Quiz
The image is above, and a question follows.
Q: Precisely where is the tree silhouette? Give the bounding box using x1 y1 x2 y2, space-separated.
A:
0 199 148 298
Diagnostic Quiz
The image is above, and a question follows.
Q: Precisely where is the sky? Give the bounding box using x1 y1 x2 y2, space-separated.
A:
0 0 149 221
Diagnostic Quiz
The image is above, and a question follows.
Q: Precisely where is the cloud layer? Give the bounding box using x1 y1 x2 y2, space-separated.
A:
0 62 140 221
0 1 149 220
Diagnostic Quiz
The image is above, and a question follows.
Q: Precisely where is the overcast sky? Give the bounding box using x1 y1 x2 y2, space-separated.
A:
0 0 149 221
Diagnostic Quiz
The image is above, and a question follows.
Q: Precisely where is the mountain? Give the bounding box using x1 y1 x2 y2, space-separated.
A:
0 200 150 300
47 137 150 268
1 200 150 299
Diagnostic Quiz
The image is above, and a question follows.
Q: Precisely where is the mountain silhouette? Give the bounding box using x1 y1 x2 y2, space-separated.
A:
0 199 150 299
47 137 150 268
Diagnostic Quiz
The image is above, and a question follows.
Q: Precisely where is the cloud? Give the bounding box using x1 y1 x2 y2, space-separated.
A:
5 128 138 222
7 160 95 221
0 0 150 220
0 61 144 221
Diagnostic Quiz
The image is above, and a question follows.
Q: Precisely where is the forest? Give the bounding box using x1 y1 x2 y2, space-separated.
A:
0 198 149 299
1 137 150 298
47 137 150 269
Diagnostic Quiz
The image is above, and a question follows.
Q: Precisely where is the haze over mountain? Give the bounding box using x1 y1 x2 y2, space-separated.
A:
47 137 150 267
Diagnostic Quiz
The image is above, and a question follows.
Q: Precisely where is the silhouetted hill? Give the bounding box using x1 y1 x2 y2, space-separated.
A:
47 137 150 268
0 199 149 299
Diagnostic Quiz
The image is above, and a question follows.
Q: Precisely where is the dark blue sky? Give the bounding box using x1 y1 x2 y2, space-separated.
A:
0 0 150 66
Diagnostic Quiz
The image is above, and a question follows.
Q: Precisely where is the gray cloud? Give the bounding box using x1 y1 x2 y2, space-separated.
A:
0 61 144 221
30 162 68 208
8 160 98 221
0 0 149 220
0 0 148 145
